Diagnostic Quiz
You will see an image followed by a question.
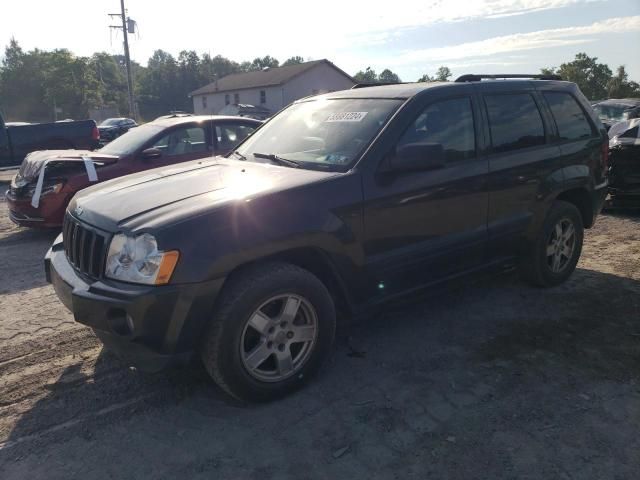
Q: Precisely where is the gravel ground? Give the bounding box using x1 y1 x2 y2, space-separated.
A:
0 183 638 479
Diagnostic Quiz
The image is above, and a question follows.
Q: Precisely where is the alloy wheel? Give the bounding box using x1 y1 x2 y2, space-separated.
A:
546 217 576 273
240 294 318 382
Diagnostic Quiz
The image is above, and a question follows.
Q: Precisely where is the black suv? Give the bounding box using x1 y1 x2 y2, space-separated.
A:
45 75 609 402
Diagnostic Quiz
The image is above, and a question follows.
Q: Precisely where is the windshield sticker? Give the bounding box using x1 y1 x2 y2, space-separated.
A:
325 112 368 123
325 153 350 164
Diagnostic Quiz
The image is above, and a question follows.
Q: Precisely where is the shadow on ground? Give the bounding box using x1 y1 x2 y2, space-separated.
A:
0 227 58 295
3 266 639 480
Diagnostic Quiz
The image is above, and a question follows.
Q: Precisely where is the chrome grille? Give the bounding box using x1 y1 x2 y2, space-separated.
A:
63 215 108 278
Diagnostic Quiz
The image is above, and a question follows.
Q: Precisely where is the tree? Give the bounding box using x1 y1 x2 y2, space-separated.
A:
378 69 401 83
282 56 305 67
418 66 451 82
2 37 24 70
607 65 640 98
136 49 181 119
89 52 129 114
542 53 612 101
434 66 452 82
353 67 378 83
200 53 239 83
0 40 100 121
248 55 280 71
178 50 206 102
353 67 401 84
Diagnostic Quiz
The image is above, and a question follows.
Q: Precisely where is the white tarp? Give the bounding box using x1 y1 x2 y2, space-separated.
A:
31 157 100 208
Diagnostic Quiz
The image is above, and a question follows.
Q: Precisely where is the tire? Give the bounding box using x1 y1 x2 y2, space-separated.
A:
520 200 584 287
200 262 336 402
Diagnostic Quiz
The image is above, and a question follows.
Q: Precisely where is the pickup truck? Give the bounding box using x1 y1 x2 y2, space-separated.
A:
0 112 99 168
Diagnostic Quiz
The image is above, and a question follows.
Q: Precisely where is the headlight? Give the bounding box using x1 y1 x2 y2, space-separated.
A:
28 180 64 197
105 233 179 285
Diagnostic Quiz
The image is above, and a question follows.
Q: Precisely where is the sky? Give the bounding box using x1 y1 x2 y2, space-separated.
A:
1 0 639 82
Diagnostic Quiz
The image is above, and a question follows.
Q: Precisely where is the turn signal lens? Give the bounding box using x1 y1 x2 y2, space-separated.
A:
155 250 180 285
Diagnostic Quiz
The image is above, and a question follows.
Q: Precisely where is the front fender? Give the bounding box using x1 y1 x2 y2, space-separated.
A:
161 174 365 285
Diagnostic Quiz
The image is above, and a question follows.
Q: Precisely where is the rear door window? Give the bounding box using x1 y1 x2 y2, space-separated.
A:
543 92 594 141
397 97 476 162
484 93 546 153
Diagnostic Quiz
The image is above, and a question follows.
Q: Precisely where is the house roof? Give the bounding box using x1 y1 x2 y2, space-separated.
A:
189 59 354 96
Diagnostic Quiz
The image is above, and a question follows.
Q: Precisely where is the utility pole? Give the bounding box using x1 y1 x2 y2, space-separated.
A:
109 0 135 118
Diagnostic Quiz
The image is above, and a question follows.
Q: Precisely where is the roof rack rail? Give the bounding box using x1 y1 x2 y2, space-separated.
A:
455 74 562 82
351 82 404 89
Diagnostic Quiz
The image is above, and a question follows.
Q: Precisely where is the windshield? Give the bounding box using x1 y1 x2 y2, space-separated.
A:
99 124 163 156
100 118 122 126
235 98 403 171
593 104 630 123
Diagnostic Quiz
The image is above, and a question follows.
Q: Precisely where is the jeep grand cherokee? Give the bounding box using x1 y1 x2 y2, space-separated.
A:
45 75 609 402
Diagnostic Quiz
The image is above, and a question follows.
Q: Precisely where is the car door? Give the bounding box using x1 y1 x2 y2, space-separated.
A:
140 123 213 169
361 94 489 296
213 121 258 156
479 86 561 260
538 88 604 188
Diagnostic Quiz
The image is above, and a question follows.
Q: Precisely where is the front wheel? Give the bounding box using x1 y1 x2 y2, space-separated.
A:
200 262 336 402
520 200 584 287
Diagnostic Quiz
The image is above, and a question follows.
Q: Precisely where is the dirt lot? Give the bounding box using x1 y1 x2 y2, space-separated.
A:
0 180 638 479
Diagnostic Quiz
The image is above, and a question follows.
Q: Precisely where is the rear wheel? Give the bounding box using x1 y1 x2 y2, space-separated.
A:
200 262 336 402
520 201 584 287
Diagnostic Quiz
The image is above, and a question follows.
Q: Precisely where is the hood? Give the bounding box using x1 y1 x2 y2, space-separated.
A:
70 158 338 232
16 150 119 184
608 118 640 147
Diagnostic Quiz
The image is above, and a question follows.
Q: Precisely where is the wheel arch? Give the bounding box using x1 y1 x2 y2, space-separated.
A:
555 187 595 228
221 247 356 317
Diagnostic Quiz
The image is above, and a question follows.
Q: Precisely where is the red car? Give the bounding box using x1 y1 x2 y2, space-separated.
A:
6 115 261 228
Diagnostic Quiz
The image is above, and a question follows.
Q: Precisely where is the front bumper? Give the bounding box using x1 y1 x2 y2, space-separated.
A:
5 189 67 228
608 145 640 196
45 235 225 372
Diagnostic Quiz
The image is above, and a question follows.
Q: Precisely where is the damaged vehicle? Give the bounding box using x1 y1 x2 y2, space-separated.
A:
592 98 640 130
607 118 640 208
5 115 260 228
45 76 609 402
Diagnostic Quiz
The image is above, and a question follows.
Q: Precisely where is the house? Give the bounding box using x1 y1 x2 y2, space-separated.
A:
189 59 355 117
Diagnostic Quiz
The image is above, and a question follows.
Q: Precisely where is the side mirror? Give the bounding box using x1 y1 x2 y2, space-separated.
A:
387 143 445 173
141 147 162 160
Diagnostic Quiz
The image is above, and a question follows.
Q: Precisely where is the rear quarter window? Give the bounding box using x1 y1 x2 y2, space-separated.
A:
543 92 594 141
485 93 546 153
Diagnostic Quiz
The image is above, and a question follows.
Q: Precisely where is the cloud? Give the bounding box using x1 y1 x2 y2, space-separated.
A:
388 16 640 65
130 0 596 60
0 0 607 66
